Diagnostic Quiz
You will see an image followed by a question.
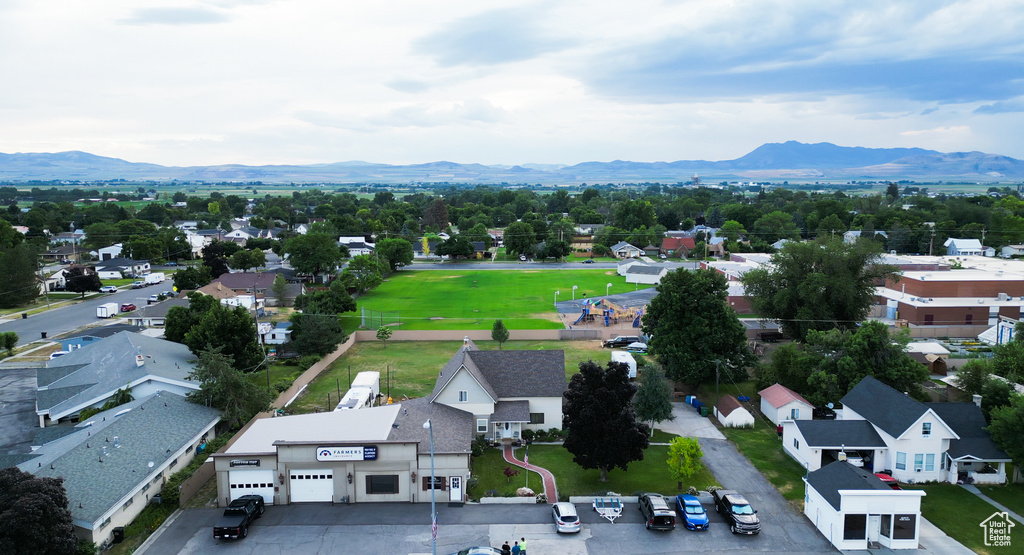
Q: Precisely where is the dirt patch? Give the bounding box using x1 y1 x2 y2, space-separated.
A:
428 317 445 320
529 312 562 322
604 271 616 275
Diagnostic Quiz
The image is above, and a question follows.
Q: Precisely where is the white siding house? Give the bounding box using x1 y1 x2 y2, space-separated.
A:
944 238 984 256
759 383 813 425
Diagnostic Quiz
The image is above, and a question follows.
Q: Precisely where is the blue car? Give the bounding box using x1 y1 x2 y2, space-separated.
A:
675 494 710 531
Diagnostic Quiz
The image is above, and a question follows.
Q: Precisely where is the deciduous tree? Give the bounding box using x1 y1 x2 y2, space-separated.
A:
0 243 39 308
667 437 704 487
64 266 102 298
563 360 650 481
987 393 1024 470
182 301 264 372
284 231 346 283
0 467 78 555
186 349 273 429
641 269 753 385
229 248 266 272
172 265 212 292
503 221 536 258
0 331 18 356
634 365 674 434
375 237 414 271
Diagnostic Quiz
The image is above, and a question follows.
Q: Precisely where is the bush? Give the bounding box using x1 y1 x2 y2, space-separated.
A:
161 433 233 506
297 355 321 370
273 379 292 393
521 429 536 442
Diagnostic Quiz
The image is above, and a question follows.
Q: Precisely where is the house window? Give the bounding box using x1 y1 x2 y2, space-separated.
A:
366 475 400 494
843 514 867 540
880 515 892 538
925 454 935 472
458 390 468 403
914 454 924 472
123 498 134 510
893 514 917 540
789 408 800 420
793 438 800 449
922 422 931 437
476 419 487 433
529 413 544 425
896 452 907 470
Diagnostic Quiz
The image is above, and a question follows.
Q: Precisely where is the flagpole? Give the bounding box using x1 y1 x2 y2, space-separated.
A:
525 444 529 490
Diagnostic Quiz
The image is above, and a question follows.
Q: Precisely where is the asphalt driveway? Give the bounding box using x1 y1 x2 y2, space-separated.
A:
0 366 39 454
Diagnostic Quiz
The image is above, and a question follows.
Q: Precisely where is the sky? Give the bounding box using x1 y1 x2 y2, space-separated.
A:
1 0 1023 167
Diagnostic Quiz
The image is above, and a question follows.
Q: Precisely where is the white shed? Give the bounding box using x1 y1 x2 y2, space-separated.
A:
714 395 754 428
759 383 814 425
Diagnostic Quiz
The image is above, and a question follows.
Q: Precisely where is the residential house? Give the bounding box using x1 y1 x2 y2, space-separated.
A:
944 238 984 256
340 237 375 257
642 244 660 257
122 298 189 328
41 268 69 293
61 324 143 352
173 220 199 231
759 383 813 425
16 392 218 546
610 241 642 259
431 339 565 444
660 236 695 258
35 331 199 426
625 264 669 285
804 461 925 551
412 240 441 259
616 258 644 276
1000 244 1024 258
263 322 292 345
209 272 276 295
49 229 86 245
96 244 123 261
94 257 150 280
713 395 754 428
40 244 83 264
843 230 889 244
783 376 1010 485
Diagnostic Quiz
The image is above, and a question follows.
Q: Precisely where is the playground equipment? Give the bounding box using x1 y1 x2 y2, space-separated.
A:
571 298 644 327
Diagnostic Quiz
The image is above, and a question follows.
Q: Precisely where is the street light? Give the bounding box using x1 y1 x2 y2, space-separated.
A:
606 282 612 296
554 290 560 305
422 419 436 555
572 285 578 300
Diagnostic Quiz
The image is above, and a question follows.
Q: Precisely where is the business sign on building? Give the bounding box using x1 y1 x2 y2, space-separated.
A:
317 446 378 461
229 459 261 467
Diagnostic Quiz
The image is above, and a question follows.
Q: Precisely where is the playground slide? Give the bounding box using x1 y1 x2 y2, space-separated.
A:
572 311 587 325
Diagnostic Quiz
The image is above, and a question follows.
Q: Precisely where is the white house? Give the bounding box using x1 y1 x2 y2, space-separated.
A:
610 241 642 259
759 383 813 425
430 339 566 443
263 322 292 345
1000 244 1024 258
944 237 984 256
96 243 123 261
783 376 1010 485
843 230 889 244
339 237 375 256
625 264 669 285
804 461 925 551
714 395 754 428
616 258 644 276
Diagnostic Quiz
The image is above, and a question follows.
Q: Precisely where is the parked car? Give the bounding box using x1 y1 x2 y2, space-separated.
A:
99 285 118 293
147 294 160 304
603 335 641 348
675 494 709 531
626 342 648 354
582 259 595 264
162 290 177 297
638 493 676 530
519 254 527 261
659 254 667 259
165 261 178 266
552 502 581 533
119 303 136 312
813 406 837 420
711 489 760 535
213 495 264 540
446 548 502 555
131 281 145 289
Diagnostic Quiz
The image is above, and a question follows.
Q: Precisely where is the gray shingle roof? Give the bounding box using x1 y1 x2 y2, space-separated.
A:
18 392 219 525
37 332 198 419
626 265 666 275
806 460 894 510
794 420 887 448
611 241 638 251
429 343 566 402
387 397 473 455
491 400 530 422
841 376 927 438
129 298 189 319
64 324 143 341
926 403 1010 461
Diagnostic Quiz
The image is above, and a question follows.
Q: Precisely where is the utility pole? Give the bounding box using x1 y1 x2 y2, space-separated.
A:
981 228 987 246
929 227 935 256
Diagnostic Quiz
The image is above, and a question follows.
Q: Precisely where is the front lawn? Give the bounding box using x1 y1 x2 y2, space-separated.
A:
974 481 1024 520
910 483 1023 555
468 448 542 500
288 340 611 414
339 269 652 331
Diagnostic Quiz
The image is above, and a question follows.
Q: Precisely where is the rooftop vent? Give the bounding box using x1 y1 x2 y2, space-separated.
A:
135 355 145 367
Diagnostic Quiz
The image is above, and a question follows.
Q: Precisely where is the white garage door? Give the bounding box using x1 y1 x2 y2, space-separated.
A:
290 469 334 502
228 470 275 505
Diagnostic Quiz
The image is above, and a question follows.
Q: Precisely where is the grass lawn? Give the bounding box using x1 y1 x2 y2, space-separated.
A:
288 340 611 414
246 363 307 392
341 269 652 331
468 448 543 499
975 482 1024 518
910 483 1023 555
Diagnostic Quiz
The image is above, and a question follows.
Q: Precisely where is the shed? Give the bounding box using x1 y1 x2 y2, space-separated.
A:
714 395 754 428
759 383 813 425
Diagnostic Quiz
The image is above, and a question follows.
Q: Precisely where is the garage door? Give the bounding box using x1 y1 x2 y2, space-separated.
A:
229 470 275 505
290 469 334 502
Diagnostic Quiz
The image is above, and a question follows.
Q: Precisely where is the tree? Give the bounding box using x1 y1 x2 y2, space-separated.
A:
491 319 510 350
164 292 218 343
172 265 212 292
666 437 704 488
375 238 414 272
294 279 356 314
344 255 385 294
503 221 536 258
436 236 475 259
563 360 650 481
980 378 1015 422
183 302 264 372
951 359 993 396
186 349 273 429
64 266 102 298
742 237 898 342
376 326 393 348
271 273 289 306
422 198 449 230
987 393 1024 470
0 332 17 356
201 240 232 279
0 243 39 308
641 269 753 385
284 232 346 283
502 466 520 482
718 220 747 242
289 312 348 357
752 211 800 244
634 365 674 434
229 248 266 272
0 467 78 555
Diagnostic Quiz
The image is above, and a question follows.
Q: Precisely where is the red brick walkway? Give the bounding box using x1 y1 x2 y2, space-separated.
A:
503 444 558 501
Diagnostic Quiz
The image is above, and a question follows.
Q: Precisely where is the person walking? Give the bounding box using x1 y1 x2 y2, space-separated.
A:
510 540 520 555
501 541 511 555
519 537 527 555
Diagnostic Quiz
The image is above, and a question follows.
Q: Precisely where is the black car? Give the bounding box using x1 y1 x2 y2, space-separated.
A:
638 493 676 531
813 406 837 420
582 259 595 264
213 495 264 540
603 335 641 348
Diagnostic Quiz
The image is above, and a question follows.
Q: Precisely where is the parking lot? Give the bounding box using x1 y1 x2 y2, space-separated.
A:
141 500 834 555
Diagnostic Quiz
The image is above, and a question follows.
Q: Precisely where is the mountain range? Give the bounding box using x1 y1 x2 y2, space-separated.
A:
1 141 1022 183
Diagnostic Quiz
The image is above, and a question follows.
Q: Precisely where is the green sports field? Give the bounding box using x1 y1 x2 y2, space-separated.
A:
342 269 654 331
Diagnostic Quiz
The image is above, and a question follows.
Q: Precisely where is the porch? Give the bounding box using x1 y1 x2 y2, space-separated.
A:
947 458 1008 485
489 400 529 446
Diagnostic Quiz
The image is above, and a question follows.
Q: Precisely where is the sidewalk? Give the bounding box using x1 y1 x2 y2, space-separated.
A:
961 484 1024 523
503 444 558 501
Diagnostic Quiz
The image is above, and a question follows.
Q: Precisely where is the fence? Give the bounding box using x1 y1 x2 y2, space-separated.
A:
177 458 216 508
272 334 357 409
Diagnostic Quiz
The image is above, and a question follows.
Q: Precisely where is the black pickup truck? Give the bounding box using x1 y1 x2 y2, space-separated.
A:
213 495 264 540
710 489 760 535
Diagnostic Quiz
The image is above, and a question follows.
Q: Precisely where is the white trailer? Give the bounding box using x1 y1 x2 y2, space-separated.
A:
611 351 637 379
350 371 381 400
334 388 373 411
144 272 165 285
96 302 119 319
